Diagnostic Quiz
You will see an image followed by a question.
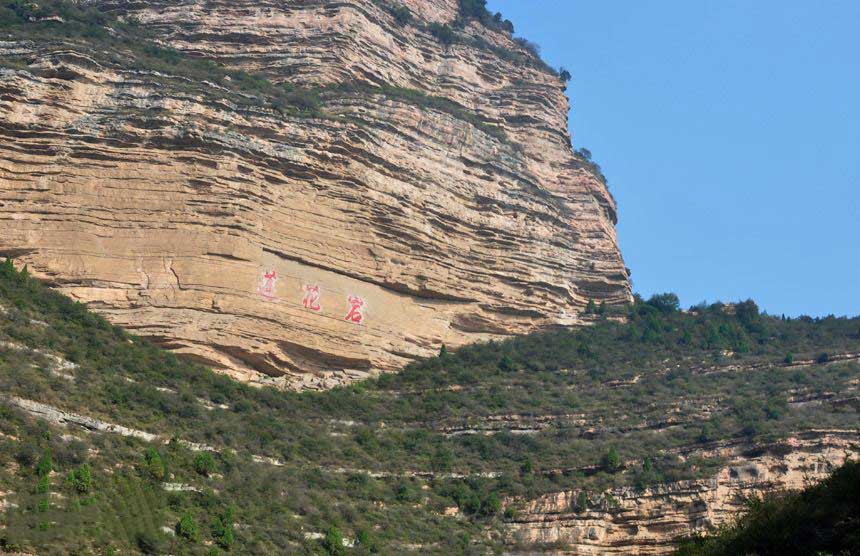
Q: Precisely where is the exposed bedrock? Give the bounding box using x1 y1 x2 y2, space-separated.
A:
504 431 859 554
0 1 630 387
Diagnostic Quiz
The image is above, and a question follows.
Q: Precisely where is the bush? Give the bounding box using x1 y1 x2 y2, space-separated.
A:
498 355 515 373
212 507 236 550
135 532 163 555
479 492 501 516
36 448 53 478
176 512 200 541
513 37 541 57
602 448 621 473
142 448 166 481
193 452 217 477
355 528 379 552
559 67 572 83
391 6 412 25
647 293 681 314
459 0 489 19
429 22 455 45
322 525 345 556
67 463 93 494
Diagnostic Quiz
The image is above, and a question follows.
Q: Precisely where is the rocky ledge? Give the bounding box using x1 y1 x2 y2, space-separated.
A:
505 431 859 554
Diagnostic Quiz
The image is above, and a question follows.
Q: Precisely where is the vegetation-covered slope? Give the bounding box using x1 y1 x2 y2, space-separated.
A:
675 460 860 555
0 260 858 554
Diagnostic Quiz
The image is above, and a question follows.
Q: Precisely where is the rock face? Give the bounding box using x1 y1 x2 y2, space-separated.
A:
505 431 860 555
0 0 630 387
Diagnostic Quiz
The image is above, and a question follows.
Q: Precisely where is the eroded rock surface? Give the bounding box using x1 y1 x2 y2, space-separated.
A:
0 1 630 387
505 431 860 555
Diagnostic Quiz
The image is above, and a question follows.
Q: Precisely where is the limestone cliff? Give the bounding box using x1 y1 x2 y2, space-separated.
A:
0 0 630 387
506 431 860 554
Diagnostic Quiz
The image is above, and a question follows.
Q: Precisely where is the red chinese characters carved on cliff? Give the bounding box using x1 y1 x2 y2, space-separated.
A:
258 269 277 300
344 295 365 324
302 284 322 312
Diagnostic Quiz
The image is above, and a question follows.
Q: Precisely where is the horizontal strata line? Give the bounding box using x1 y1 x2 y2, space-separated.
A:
1 396 501 480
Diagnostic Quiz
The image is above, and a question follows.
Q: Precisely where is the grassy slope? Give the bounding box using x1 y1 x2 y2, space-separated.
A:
0 261 858 554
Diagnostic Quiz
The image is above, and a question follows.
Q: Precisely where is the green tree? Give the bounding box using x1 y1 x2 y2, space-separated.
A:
36 448 53 478
429 23 455 45
559 67 572 83
193 452 216 477
67 463 93 494
646 293 680 313
322 525 345 556
176 512 199 541
391 6 412 25
602 448 621 473
480 492 501 516
212 507 236 550
355 529 379 553
143 448 166 481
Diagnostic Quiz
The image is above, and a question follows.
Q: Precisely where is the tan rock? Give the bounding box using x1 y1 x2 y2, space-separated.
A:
505 431 860 554
0 1 630 388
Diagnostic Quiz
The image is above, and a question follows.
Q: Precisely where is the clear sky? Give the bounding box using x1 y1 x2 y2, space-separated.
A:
487 0 860 317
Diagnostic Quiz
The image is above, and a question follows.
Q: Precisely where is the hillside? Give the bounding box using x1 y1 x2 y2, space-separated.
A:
0 0 630 388
1 261 858 554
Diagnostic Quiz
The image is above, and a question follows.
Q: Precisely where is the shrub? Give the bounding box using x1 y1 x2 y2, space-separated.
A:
575 491 589 513
520 458 533 476
559 67 572 83
391 6 412 25
142 448 166 481
15 444 40 468
212 507 236 550
498 355 515 373
355 528 379 552
479 492 501 516
135 532 163 555
431 447 454 472
176 512 199 541
322 525 345 556
35 474 50 494
36 448 53 478
67 463 93 494
602 448 621 473
193 452 216 477
459 0 489 19
429 22 455 45
513 37 541 57
647 293 681 314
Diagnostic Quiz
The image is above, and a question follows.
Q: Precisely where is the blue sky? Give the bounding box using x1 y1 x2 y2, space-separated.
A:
487 1 859 316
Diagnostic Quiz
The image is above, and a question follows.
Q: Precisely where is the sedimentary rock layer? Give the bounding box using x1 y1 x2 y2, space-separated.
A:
0 1 630 387
506 431 860 555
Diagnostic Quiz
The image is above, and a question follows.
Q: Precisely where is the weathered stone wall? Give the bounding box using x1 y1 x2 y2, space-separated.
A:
0 1 630 388
505 431 859 554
